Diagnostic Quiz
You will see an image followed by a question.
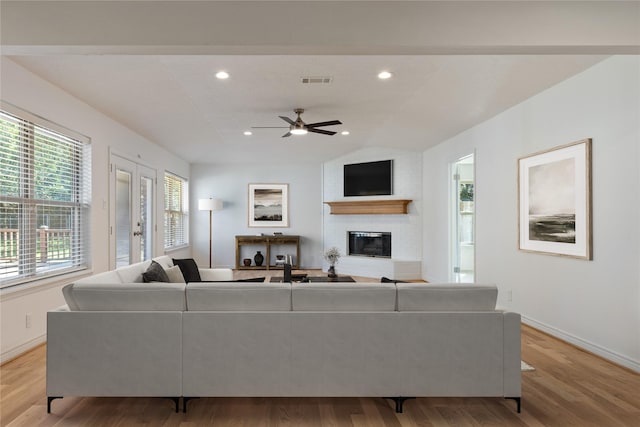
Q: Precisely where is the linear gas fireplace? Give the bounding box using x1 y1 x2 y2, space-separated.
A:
348 231 391 258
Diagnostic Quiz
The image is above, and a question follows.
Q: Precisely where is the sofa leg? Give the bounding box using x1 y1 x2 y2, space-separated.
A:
47 396 63 413
383 396 415 413
165 397 180 413
183 396 199 413
505 397 521 413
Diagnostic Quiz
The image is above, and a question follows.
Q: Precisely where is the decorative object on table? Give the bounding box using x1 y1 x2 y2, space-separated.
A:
248 183 289 227
243 258 252 267
273 232 283 236
254 251 264 266
275 255 286 265
324 246 341 278
198 197 224 268
518 139 592 259
283 262 292 282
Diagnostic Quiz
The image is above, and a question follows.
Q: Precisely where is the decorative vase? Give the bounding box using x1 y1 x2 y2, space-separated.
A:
328 265 337 278
243 258 252 267
254 251 264 267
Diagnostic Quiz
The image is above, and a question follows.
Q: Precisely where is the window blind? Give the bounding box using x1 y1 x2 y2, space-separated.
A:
0 106 91 288
164 172 188 249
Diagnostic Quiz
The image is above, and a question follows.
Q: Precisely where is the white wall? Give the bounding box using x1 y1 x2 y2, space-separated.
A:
422 56 640 371
0 57 190 362
190 162 323 270
323 147 422 277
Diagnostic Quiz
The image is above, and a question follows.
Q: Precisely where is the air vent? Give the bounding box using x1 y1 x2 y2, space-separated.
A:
300 76 333 84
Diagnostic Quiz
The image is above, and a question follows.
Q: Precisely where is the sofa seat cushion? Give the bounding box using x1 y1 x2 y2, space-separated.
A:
62 282 186 311
292 283 396 311
186 282 291 311
396 283 498 311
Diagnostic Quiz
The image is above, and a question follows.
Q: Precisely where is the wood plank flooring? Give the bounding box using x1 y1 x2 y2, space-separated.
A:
1 273 639 426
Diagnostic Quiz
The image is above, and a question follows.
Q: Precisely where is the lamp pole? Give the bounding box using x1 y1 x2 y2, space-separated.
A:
198 198 223 269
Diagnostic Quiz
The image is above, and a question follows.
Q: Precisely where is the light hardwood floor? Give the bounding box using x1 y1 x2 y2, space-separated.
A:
1 274 639 426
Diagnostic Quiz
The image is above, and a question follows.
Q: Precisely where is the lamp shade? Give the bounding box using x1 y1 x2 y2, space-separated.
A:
198 198 223 211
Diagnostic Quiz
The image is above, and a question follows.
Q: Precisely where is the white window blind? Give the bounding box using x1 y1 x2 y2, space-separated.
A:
0 105 91 288
164 172 188 249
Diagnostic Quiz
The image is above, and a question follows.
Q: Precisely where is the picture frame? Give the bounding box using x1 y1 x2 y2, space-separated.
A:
248 183 289 227
518 139 592 259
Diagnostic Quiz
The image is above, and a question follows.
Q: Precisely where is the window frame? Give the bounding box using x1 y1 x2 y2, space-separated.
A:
0 102 91 289
163 171 189 250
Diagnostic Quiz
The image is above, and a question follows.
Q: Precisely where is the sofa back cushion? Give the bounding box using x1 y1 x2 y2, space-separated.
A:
152 255 174 270
62 282 186 311
396 283 498 311
291 283 396 311
116 260 151 283
186 282 291 311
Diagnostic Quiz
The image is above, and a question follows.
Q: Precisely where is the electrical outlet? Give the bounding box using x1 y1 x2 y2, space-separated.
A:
25 313 32 329
507 290 513 302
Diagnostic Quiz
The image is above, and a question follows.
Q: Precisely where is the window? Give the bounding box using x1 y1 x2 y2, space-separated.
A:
164 172 188 249
0 105 91 288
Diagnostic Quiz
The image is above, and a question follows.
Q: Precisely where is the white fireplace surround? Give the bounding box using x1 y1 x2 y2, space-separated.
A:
323 148 423 280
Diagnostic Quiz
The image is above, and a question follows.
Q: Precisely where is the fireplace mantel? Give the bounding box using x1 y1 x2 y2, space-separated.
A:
324 199 412 215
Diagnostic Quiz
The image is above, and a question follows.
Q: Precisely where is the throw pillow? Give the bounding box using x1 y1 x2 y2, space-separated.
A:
380 276 408 284
142 260 170 283
172 258 202 283
165 265 186 283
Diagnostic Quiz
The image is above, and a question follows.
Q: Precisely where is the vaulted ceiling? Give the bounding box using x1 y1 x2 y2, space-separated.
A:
2 1 637 164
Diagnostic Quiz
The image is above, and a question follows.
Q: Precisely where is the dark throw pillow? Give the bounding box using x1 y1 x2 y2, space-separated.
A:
380 276 409 284
142 260 170 283
172 258 202 283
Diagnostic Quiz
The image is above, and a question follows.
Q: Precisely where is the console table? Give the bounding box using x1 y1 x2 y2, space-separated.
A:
235 235 300 270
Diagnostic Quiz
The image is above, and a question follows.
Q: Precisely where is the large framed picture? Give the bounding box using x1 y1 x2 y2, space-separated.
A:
518 139 592 259
248 183 289 227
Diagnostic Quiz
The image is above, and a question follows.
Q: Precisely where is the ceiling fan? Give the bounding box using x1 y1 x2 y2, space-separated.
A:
252 108 342 137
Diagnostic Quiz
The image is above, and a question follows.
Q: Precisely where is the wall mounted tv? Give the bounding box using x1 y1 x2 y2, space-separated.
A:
343 160 393 197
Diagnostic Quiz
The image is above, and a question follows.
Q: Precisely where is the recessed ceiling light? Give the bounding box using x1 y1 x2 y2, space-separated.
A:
378 71 393 80
243 131 252 136
341 131 350 135
216 71 230 79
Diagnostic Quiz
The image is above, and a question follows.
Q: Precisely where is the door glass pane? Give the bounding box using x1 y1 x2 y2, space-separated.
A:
453 155 474 283
115 169 131 267
140 175 153 261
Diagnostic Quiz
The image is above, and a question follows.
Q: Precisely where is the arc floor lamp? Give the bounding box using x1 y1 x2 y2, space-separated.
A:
198 197 223 268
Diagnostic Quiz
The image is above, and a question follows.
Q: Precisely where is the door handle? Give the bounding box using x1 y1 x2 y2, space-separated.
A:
133 231 142 236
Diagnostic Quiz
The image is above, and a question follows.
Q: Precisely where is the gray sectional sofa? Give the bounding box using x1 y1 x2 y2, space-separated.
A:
47 256 522 414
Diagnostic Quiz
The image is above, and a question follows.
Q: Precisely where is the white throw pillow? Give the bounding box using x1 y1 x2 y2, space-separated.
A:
165 265 186 283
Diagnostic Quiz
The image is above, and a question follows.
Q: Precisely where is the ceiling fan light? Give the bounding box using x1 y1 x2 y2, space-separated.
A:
290 128 308 135
341 131 350 135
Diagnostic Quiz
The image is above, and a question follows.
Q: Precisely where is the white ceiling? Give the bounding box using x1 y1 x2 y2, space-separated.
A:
11 54 605 164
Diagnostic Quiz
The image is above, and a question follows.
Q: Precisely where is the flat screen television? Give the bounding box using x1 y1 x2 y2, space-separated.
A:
343 160 393 197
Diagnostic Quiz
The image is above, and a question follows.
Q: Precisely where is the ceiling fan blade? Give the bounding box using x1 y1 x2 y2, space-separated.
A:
306 120 342 128
279 116 296 125
282 132 292 138
307 128 337 136
251 126 289 129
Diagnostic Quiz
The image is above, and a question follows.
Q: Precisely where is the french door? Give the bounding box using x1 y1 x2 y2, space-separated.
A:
110 154 156 268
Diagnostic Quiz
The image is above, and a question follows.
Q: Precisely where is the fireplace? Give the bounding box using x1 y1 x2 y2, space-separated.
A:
348 231 391 258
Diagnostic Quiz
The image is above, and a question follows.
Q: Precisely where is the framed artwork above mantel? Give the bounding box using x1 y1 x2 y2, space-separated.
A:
248 183 289 227
518 138 592 260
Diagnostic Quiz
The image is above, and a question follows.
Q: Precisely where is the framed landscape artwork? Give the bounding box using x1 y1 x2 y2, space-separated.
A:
518 139 592 259
248 183 289 227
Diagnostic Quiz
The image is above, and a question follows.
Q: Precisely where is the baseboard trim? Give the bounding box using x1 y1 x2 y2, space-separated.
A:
0 334 46 365
522 316 640 373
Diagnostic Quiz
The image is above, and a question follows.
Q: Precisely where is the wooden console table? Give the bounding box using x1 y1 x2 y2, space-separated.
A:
235 235 300 270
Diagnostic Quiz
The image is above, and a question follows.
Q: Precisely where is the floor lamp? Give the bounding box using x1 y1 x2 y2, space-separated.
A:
198 198 223 268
